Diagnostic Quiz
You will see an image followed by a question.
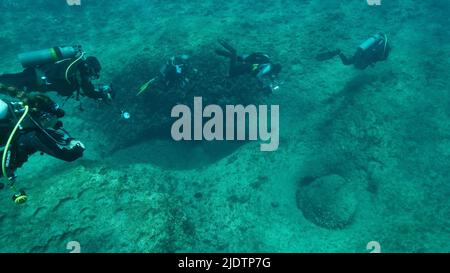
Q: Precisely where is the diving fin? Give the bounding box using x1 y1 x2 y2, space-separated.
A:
218 39 236 53
215 49 232 58
137 77 157 96
315 50 341 61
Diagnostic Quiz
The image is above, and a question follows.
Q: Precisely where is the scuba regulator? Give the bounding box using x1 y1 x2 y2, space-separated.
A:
12 189 28 204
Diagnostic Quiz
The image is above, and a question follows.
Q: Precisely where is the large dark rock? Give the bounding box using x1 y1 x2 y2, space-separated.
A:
90 51 268 154
296 174 358 230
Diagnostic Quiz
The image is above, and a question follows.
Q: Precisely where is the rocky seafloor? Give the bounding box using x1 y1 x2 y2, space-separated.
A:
0 0 449 252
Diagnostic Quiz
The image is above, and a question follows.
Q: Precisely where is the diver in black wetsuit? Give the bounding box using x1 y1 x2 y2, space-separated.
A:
316 32 391 70
215 39 282 92
0 90 85 202
138 54 197 96
159 55 194 90
0 54 114 102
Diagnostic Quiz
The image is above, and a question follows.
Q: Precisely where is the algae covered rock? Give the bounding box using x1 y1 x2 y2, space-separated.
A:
296 174 358 230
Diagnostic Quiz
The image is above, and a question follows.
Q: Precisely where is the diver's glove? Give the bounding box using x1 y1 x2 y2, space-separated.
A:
60 139 85 160
68 139 85 150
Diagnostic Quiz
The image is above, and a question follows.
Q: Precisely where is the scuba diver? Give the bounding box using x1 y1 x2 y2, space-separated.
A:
0 45 114 102
0 86 85 204
138 54 197 95
215 39 282 93
316 32 391 70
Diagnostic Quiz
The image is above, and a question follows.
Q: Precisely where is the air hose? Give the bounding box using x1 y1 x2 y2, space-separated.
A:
2 105 29 204
65 52 86 84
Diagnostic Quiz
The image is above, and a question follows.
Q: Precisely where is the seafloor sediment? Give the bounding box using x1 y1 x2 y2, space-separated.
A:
0 0 449 252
